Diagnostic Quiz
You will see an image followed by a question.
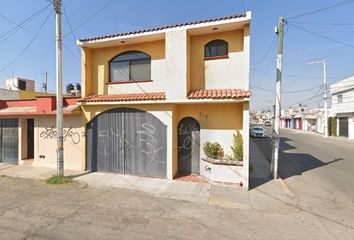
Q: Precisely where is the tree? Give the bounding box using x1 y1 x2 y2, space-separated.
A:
231 130 243 161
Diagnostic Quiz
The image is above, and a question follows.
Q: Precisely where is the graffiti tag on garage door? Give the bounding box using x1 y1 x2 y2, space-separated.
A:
40 126 80 144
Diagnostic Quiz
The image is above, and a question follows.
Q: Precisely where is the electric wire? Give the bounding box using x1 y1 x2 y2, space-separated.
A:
63 42 81 62
251 84 322 94
63 5 81 58
253 35 277 68
0 8 53 72
251 68 341 80
287 0 354 20
286 87 324 107
0 3 51 42
289 21 354 26
288 22 354 49
62 0 115 38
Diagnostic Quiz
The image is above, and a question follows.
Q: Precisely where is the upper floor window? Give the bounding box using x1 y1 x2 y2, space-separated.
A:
204 40 228 59
337 94 343 103
110 51 151 82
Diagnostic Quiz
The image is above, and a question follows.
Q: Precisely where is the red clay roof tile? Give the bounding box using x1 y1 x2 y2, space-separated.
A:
188 89 251 100
78 13 247 43
80 92 166 102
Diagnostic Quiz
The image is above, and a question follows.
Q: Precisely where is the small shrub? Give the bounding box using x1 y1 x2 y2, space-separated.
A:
231 130 243 161
203 141 224 159
46 175 72 185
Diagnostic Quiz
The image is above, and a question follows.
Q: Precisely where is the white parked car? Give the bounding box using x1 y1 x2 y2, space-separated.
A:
250 126 266 138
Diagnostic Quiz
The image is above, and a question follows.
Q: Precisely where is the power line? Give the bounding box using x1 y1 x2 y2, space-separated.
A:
288 22 354 49
287 0 354 19
251 68 341 80
286 87 324 107
0 9 53 72
289 21 354 26
251 84 322 94
63 42 81 62
252 35 276 68
62 0 115 38
0 3 51 42
63 5 81 57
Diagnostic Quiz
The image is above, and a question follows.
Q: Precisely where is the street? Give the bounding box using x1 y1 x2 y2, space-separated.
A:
0 174 354 240
253 127 354 234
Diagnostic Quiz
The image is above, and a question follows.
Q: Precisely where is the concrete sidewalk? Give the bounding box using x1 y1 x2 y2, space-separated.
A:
248 139 298 211
0 142 296 210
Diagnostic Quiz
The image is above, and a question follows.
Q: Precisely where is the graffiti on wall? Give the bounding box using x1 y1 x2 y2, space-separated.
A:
40 126 80 144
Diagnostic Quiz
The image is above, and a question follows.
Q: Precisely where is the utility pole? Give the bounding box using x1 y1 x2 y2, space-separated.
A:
271 16 285 179
42 72 48 93
309 60 328 137
54 0 64 176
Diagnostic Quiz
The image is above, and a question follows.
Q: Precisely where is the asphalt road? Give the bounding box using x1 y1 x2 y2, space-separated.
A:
1 176 354 240
253 127 354 234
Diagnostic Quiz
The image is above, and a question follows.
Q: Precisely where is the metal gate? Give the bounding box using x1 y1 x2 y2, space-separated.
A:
0 119 19 164
86 108 167 178
339 117 349 137
177 117 200 175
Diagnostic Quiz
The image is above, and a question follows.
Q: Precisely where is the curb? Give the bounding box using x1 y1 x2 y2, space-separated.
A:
252 140 297 198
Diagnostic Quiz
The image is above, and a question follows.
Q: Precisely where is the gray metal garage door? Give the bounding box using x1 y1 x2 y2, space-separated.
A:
86 108 167 178
0 119 18 164
339 117 349 137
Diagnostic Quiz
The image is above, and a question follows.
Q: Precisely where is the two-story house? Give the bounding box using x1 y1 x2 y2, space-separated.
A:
78 12 251 187
330 76 354 139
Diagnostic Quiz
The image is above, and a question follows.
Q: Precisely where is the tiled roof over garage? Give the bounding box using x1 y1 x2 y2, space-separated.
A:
80 92 166 102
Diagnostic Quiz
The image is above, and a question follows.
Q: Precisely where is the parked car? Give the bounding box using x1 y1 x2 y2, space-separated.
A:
264 120 272 126
250 126 266 138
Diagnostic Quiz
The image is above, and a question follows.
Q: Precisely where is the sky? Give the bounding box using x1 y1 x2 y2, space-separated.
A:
0 0 354 112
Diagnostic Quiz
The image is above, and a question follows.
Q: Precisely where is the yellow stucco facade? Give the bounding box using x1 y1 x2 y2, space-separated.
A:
82 40 165 97
78 13 251 187
189 29 244 90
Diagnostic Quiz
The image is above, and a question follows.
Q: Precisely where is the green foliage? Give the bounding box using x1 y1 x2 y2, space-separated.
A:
46 175 73 185
231 130 243 161
328 117 337 136
203 141 225 159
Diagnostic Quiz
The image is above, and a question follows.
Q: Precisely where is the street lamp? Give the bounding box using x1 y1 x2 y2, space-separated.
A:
308 60 328 138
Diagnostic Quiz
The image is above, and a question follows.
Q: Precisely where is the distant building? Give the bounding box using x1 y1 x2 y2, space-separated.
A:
280 106 330 134
0 88 20 100
5 77 35 92
2 77 54 100
330 76 354 139
66 83 81 97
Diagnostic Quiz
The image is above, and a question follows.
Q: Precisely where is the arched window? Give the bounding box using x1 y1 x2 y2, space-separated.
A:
204 40 228 58
110 51 151 82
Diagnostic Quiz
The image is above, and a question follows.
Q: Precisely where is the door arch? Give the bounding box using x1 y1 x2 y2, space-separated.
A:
86 107 167 178
177 117 200 175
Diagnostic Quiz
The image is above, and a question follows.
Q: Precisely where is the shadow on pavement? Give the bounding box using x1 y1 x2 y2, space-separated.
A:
250 133 344 186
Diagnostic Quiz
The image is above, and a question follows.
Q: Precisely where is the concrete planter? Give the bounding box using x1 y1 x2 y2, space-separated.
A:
200 157 243 184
